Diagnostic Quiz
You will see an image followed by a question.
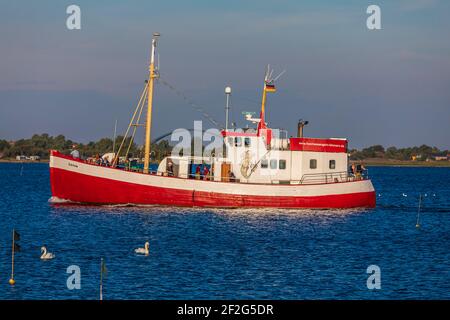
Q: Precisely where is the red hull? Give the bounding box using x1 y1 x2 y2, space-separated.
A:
50 167 376 208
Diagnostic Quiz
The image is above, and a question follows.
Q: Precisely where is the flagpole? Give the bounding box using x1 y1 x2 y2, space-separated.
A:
9 229 15 285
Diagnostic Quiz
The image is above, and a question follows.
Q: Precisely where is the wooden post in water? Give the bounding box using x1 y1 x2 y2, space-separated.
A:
100 258 103 300
416 194 422 228
100 258 107 300
9 229 17 285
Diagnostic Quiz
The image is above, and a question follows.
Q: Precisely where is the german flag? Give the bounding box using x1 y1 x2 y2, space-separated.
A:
265 81 276 93
13 230 20 242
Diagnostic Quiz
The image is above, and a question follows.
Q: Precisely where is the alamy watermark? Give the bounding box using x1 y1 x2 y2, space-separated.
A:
366 265 381 290
168 121 286 177
367 5 381 30
66 265 81 290
66 5 81 30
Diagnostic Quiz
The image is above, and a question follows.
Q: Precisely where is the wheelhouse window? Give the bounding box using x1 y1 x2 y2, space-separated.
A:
310 159 317 169
244 137 251 147
234 137 242 147
261 159 268 169
279 160 286 170
227 137 234 145
270 159 278 169
329 160 336 169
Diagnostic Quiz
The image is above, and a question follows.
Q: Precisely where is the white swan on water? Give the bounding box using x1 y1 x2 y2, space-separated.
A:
135 242 150 256
40 246 55 260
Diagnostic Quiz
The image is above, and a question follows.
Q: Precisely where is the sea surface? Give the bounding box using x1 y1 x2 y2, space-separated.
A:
0 163 449 300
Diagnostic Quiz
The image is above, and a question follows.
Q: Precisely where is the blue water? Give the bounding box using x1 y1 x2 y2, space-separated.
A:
0 163 449 299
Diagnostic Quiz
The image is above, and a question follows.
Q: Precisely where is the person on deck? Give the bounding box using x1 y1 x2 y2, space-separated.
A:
350 163 356 176
203 165 210 181
70 144 80 159
195 166 201 180
167 160 174 177
356 162 366 180
355 163 365 180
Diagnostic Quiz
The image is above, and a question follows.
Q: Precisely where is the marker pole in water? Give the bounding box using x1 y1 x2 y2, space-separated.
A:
9 229 16 285
416 194 422 228
100 258 103 300
100 258 107 300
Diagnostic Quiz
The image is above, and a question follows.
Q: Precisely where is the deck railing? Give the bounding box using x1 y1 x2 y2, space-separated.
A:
77 155 370 185
298 170 369 185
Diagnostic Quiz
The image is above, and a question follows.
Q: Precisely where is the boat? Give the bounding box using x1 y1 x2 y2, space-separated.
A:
49 33 376 208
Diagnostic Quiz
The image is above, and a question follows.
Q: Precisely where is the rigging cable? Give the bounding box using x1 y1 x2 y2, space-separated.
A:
158 76 224 129
125 86 148 158
112 84 148 167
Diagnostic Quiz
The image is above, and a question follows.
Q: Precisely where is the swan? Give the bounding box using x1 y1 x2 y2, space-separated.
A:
135 242 150 256
40 246 55 260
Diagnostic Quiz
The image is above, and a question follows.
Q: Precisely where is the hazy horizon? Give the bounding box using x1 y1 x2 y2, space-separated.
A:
1 0 449 150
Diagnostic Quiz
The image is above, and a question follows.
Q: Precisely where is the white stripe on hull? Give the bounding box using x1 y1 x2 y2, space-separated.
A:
50 155 375 198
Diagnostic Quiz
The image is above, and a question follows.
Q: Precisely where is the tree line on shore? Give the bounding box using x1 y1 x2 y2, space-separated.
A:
0 133 448 161
0 133 171 162
349 144 448 161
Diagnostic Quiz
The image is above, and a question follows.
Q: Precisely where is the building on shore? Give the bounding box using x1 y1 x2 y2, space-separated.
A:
15 155 41 161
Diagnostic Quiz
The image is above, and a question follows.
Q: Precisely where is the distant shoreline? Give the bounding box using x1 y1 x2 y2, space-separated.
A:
350 159 450 167
0 159 49 163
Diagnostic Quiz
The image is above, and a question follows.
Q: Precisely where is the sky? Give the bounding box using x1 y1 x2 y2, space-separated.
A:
0 0 449 149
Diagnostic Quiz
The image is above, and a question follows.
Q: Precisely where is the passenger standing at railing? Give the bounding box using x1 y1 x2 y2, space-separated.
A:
167 160 174 176
94 153 101 165
355 162 366 180
203 165 210 181
195 165 201 180
350 163 356 176
70 144 80 159
229 171 236 183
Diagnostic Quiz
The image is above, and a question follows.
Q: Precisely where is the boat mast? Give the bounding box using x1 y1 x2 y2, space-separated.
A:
257 65 284 134
143 32 160 174
258 65 270 132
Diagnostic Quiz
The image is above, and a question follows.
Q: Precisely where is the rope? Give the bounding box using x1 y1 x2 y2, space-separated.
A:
112 84 148 167
125 86 148 157
158 77 223 128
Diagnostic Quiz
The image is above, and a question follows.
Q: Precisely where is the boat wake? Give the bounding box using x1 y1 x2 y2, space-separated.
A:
104 203 160 208
48 196 74 204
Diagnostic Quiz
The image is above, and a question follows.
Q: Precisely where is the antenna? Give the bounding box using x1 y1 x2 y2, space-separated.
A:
225 86 232 131
265 64 270 81
268 68 274 81
273 70 286 82
112 119 118 154
264 65 286 83
157 53 160 73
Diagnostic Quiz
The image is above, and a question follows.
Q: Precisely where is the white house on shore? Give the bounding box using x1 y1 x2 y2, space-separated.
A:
15 155 40 161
